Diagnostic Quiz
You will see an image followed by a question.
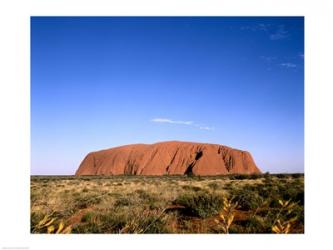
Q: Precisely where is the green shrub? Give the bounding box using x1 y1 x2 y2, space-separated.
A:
278 183 304 205
275 173 289 179
30 212 45 233
231 174 248 180
173 191 224 218
99 209 169 233
134 189 160 208
291 173 304 178
122 211 169 233
230 215 272 234
135 189 154 200
114 196 135 207
207 182 219 190
81 211 95 223
247 174 262 180
138 213 168 233
228 224 244 233
244 216 271 233
256 184 277 199
74 195 102 209
72 221 103 233
182 185 203 192
99 212 128 232
231 189 264 211
223 182 233 190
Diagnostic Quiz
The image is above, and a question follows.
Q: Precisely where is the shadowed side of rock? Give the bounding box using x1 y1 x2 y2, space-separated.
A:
75 141 261 176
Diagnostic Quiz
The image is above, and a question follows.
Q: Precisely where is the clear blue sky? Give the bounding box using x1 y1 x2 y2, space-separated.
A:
31 17 304 175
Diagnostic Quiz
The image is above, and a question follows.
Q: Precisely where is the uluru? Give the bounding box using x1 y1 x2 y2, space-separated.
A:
75 141 261 176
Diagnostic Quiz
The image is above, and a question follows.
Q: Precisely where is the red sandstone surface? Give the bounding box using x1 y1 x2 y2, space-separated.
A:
75 141 261 176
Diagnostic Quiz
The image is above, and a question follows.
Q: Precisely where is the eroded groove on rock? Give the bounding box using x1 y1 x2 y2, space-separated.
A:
224 154 234 172
195 151 203 160
184 162 195 176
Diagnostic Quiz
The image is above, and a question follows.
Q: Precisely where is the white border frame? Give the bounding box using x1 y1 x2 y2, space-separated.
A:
1 0 333 249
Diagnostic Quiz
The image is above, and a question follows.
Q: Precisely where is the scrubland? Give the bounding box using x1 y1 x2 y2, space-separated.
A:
31 174 304 234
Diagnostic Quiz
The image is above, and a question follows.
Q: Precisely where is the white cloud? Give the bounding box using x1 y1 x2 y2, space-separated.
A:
240 23 270 32
198 126 215 131
151 118 213 131
260 56 277 63
151 118 193 125
270 25 289 40
240 24 289 41
280 62 297 68
257 23 270 31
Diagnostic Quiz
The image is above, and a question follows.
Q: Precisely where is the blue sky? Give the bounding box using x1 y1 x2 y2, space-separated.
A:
31 17 304 175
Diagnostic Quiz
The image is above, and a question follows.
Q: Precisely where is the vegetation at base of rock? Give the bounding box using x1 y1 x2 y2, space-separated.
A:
31 174 304 234
173 191 224 218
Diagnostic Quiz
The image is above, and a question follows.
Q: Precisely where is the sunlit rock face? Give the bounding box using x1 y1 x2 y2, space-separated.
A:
75 141 261 176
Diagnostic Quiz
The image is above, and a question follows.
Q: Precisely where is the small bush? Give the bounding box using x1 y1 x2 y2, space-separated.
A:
99 212 127 232
243 216 271 233
223 182 233 190
207 182 219 190
74 195 102 209
72 221 103 233
182 185 203 192
256 185 277 199
173 191 224 218
81 211 95 223
135 189 151 199
247 174 262 180
134 189 158 206
291 173 303 178
138 213 168 233
31 212 45 232
278 184 304 205
231 174 248 180
231 189 264 211
121 209 170 233
114 196 135 207
109 192 122 198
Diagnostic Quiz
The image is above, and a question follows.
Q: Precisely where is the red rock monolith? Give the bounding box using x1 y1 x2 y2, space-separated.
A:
75 141 261 176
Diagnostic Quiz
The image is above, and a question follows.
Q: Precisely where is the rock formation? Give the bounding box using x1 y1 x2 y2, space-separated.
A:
75 141 261 176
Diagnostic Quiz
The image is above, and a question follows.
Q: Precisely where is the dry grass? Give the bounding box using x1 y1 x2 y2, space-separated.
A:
31 174 304 234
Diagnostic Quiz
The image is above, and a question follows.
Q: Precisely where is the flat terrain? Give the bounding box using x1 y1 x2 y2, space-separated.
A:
31 174 304 233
